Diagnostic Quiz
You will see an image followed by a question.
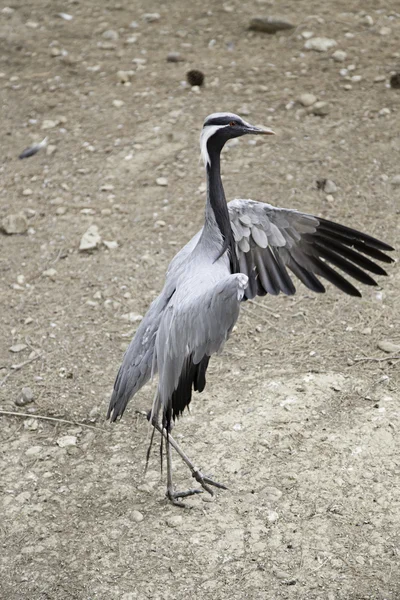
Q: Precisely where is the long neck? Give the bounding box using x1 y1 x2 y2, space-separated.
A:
203 145 238 271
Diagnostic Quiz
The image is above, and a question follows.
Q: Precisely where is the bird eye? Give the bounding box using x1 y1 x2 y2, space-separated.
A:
229 121 237 126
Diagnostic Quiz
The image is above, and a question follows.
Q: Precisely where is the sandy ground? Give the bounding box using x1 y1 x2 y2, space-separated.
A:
1 1 399 598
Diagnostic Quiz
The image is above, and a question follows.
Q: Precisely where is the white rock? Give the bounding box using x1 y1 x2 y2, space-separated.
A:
10 344 28 353
79 225 101 251
305 37 337 52
121 312 143 323
166 515 183 528
103 240 119 250
57 435 77 448
15 387 34 406
324 179 337 194
298 93 317 107
378 340 400 354
361 15 373 26
132 510 144 522
379 27 391 36
267 510 279 523
332 50 347 62
112 99 125 108
310 101 330 116
25 446 42 456
143 13 160 22
22 188 32 196
42 268 57 278
1 213 28 234
156 177 168 186
103 29 119 40
41 119 58 130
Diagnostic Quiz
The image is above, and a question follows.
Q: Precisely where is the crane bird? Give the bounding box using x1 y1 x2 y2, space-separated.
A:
108 112 394 506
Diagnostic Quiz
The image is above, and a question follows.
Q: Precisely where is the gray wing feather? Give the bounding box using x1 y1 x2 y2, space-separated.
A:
228 198 394 299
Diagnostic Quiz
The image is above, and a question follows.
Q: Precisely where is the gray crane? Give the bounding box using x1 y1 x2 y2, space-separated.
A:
108 112 394 506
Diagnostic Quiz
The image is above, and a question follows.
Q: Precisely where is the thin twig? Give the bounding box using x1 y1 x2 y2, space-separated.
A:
351 355 400 364
248 298 280 318
0 354 41 387
0 410 106 431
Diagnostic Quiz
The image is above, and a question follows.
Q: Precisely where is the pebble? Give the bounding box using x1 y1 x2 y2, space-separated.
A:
103 240 119 250
362 327 372 335
41 119 58 130
317 179 337 194
379 27 391 36
378 340 400 354
117 70 134 83
166 515 183 528
79 225 101 252
1 213 28 234
25 446 42 456
267 510 279 523
167 52 184 63
379 108 390 117
15 387 34 407
304 37 336 52
143 13 160 22
298 93 317 107
156 177 168 187
361 15 373 26
120 312 143 323
332 50 347 62
310 101 330 116
103 29 119 40
56 435 77 448
391 175 400 187
112 99 125 108
248 16 295 34
132 510 144 523
42 268 57 278
10 344 28 353
22 188 33 196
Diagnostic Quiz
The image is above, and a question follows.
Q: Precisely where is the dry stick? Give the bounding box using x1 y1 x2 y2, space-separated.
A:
351 355 400 364
0 410 106 432
0 354 41 387
248 298 280 317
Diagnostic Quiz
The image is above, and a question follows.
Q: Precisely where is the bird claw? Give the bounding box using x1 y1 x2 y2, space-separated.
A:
166 487 203 507
191 468 228 496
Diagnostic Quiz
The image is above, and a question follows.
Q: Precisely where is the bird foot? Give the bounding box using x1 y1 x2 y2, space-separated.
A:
191 468 228 496
166 487 203 508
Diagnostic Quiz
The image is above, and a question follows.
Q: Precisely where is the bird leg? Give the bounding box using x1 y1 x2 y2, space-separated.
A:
165 435 202 507
150 419 228 501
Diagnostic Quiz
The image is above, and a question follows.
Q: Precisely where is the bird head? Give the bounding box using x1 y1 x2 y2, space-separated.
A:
200 112 275 167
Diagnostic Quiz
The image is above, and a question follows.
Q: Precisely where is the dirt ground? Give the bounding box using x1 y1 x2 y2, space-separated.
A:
1 0 399 598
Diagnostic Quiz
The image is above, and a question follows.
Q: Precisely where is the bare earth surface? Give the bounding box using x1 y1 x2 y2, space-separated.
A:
1 1 399 599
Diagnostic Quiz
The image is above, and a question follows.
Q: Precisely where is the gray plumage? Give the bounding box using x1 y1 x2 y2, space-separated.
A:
107 112 394 505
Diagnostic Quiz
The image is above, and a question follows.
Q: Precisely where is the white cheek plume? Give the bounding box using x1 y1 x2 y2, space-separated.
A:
200 125 225 167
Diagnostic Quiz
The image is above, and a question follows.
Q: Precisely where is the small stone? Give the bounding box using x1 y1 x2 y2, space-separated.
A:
361 15 373 26
79 225 101 252
332 50 347 62
56 435 77 448
41 119 58 130
298 93 317 107
167 52 184 62
56 207 67 215
310 101 330 116
248 16 295 34
25 446 42 456
391 175 400 187
116 70 134 83
379 27 391 36
274 569 292 580
132 510 144 523
156 177 168 187
42 268 57 278
267 510 279 523
24 418 38 431
10 344 28 353
305 37 336 52
377 340 400 354
103 240 119 250
1 213 28 234
166 515 183 528
143 13 160 22
120 312 143 323
103 29 119 40
361 327 372 335
22 188 33 196
50 47 62 57
15 387 34 407
390 73 400 89
317 179 337 194
379 108 390 117
112 99 125 108
154 220 166 228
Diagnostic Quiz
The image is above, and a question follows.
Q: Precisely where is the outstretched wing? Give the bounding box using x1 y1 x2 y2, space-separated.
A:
228 199 394 300
153 273 248 430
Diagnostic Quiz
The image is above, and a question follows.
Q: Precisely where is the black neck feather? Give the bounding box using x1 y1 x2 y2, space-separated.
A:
206 144 239 272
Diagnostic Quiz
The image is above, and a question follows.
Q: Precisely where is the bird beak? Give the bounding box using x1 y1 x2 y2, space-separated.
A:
246 125 275 135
